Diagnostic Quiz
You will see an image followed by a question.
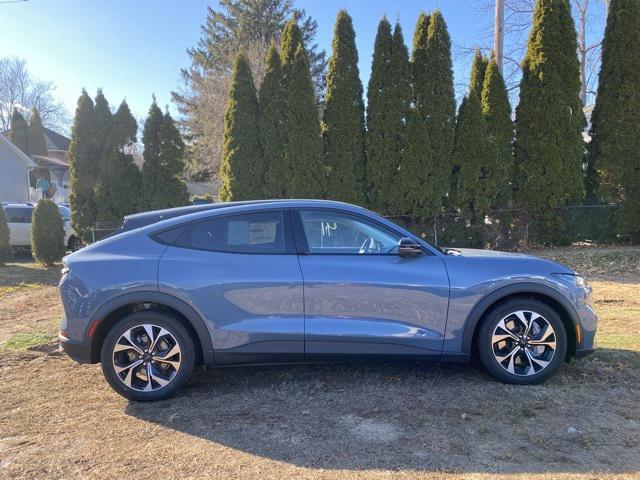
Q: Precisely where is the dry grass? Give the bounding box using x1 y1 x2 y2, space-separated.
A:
0 247 639 479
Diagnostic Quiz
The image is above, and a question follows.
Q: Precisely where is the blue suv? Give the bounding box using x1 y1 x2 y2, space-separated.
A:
58 200 596 401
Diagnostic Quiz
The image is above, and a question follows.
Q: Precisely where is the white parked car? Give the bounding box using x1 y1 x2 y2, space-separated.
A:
2 202 81 252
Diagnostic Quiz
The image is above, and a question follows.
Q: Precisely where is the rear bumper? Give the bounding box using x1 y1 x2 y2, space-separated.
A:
58 334 92 364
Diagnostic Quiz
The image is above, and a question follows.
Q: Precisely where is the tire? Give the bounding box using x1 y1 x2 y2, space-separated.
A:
68 236 82 252
477 298 567 385
100 311 196 401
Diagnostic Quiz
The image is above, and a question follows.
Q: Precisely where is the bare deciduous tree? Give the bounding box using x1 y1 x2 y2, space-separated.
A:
457 0 607 106
0 57 70 133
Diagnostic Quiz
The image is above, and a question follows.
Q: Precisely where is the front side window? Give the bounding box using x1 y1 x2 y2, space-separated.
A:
177 211 285 254
299 210 400 255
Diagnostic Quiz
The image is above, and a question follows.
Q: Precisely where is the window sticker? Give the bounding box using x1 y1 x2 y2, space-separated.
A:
248 221 277 244
227 220 278 245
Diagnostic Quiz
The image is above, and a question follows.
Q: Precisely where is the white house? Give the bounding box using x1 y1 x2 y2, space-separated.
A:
0 133 37 203
1 127 72 204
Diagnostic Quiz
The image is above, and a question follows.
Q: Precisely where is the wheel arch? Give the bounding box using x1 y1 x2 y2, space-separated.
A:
86 291 214 365
462 283 578 360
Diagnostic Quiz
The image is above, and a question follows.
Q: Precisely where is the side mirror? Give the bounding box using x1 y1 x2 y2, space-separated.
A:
398 237 422 258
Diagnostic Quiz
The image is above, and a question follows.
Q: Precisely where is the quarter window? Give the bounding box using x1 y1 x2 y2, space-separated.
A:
299 210 400 255
177 211 285 254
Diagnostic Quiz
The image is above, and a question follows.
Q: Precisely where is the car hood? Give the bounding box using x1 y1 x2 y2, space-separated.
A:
441 248 576 275
448 248 530 258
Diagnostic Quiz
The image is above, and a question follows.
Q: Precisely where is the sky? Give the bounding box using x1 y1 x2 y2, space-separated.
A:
0 0 486 129
1 0 503 130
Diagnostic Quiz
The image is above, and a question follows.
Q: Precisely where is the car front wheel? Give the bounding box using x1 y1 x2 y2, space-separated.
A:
100 312 196 401
477 299 567 384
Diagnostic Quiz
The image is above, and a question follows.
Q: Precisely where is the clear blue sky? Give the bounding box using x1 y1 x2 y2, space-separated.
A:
1 0 490 128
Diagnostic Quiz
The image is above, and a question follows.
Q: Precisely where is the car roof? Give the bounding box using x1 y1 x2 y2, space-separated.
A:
1 202 67 209
122 199 359 229
1 202 34 208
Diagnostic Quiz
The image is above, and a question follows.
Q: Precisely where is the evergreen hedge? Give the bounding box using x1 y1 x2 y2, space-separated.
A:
589 0 640 240
0 207 10 264
68 90 97 242
219 53 263 201
322 10 366 204
31 199 65 266
515 0 585 244
260 44 288 198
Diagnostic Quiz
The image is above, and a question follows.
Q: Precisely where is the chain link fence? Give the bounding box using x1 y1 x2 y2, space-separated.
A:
388 204 621 250
91 221 123 243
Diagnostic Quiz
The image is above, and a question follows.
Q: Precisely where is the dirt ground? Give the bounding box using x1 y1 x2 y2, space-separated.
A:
0 246 639 479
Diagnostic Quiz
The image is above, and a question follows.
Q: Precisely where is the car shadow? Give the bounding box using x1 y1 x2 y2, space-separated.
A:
125 348 640 474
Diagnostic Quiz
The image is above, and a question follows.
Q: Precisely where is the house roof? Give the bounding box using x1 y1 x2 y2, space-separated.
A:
43 127 70 152
32 154 69 170
1 127 70 152
0 133 37 168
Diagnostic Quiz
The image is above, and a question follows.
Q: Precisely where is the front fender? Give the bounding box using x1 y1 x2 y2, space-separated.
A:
454 282 581 356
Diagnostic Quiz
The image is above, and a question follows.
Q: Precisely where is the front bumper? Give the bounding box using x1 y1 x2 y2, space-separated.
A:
58 334 92 364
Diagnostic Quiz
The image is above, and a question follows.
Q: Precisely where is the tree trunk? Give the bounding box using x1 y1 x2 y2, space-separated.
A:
494 0 505 74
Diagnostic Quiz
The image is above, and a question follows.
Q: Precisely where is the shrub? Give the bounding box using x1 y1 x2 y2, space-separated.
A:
0 207 11 264
31 199 65 266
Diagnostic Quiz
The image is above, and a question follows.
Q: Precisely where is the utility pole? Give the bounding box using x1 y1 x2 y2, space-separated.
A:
494 0 505 74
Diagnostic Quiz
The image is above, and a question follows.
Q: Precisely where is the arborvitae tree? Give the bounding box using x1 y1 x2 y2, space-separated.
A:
280 18 304 66
68 90 97 242
452 92 498 247
469 50 489 96
365 17 394 212
390 108 429 219
27 108 47 155
260 45 287 198
106 100 138 151
322 10 366 204
31 199 65 266
9 108 28 153
26 107 49 189
411 12 431 121
95 101 142 223
514 0 585 243
388 23 422 216
142 101 190 210
219 53 263 201
481 58 513 208
0 207 10 265
93 89 113 157
412 10 456 218
589 0 640 239
284 44 325 198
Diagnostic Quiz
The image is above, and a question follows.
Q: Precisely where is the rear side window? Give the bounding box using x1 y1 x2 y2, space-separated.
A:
3 207 32 223
176 211 286 254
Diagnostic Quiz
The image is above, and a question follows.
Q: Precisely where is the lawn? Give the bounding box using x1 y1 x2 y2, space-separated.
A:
0 246 638 479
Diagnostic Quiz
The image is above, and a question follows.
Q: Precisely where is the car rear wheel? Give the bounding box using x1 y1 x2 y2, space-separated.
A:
477 299 567 384
100 312 195 401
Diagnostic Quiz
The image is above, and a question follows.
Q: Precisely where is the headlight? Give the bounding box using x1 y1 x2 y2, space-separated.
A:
553 273 587 288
